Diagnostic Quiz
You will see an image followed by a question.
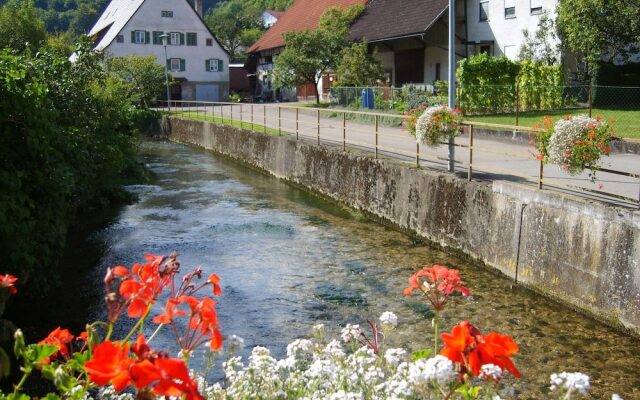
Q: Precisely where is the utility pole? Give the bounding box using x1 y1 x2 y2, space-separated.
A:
448 0 456 172
160 33 171 111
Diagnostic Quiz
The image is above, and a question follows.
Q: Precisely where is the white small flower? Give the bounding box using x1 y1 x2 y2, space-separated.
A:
323 339 346 359
340 323 363 343
287 338 314 357
550 372 590 395
313 323 325 334
480 363 503 381
384 348 407 365
612 395 623 400
379 311 398 328
329 391 363 400
228 334 245 350
408 355 455 386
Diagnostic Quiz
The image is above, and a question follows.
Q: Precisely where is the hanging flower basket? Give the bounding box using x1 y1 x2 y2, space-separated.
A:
413 105 463 147
533 115 614 179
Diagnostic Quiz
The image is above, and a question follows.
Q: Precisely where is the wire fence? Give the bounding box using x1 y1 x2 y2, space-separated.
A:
156 100 640 208
329 85 640 139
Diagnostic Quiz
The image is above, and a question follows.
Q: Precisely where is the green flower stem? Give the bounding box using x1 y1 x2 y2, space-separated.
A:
147 323 164 343
122 304 153 343
13 366 32 395
434 311 440 355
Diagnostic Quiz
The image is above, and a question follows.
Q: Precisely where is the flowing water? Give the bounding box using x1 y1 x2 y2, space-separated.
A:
36 141 640 398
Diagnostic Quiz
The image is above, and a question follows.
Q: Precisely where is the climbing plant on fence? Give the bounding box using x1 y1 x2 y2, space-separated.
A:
517 60 566 111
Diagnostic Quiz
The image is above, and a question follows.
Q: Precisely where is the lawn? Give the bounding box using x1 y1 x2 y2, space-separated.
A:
465 108 640 139
168 110 284 136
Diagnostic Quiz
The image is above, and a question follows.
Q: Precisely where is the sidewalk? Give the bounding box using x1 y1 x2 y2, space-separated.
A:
184 104 640 207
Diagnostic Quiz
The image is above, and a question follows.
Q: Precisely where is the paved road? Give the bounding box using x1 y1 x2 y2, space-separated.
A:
171 103 640 208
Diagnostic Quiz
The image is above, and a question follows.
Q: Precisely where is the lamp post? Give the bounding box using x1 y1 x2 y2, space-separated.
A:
160 33 171 111
447 0 456 173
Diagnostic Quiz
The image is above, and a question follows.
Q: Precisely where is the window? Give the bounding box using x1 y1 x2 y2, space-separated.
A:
132 30 148 44
206 38 213 46
479 44 491 55
504 0 515 18
116 35 124 43
152 31 164 45
169 58 185 72
530 0 542 14
479 0 489 21
186 32 197 46
170 32 182 45
161 10 173 17
206 59 224 72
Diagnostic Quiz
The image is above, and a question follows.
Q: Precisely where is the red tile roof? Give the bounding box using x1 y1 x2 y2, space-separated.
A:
248 0 368 53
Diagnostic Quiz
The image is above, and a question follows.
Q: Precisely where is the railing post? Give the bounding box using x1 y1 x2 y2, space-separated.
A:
342 112 346 151
263 105 266 134
317 109 320 145
416 142 420 168
278 107 281 136
296 108 299 140
468 125 474 181
538 159 544 189
375 114 379 159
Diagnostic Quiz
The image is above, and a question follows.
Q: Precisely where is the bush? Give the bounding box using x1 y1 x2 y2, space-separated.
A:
517 60 567 111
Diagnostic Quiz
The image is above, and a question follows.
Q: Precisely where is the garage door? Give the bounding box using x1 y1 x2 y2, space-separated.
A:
196 84 219 102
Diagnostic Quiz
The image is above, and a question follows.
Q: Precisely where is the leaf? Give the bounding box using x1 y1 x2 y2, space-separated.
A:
411 349 432 361
27 344 59 364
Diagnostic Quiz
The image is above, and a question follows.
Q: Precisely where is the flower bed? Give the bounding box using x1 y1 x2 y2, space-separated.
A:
533 115 614 179
0 257 625 399
405 105 463 147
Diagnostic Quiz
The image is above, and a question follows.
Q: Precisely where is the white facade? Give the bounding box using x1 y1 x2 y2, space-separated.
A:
261 11 280 28
465 0 558 60
89 0 230 101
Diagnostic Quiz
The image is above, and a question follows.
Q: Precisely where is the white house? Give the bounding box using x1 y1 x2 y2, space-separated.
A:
88 0 230 101
261 10 284 28
349 0 559 87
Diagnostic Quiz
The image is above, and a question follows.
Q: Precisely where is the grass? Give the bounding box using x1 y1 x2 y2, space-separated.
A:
465 108 640 139
169 111 285 136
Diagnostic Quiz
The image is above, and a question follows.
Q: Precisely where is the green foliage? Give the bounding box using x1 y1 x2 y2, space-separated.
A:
105 55 166 107
457 53 520 113
518 10 560 66
0 39 141 292
0 0 47 51
335 41 384 87
557 0 640 82
272 5 364 103
204 0 264 61
517 60 565 111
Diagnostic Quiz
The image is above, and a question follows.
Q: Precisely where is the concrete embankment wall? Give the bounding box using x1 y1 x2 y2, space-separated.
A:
162 117 640 335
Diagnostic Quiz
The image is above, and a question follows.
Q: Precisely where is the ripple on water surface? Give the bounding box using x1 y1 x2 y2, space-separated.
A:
73 141 640 399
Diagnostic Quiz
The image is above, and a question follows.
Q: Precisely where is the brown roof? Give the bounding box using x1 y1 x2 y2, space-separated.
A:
248 0 369 53
349 0 448 43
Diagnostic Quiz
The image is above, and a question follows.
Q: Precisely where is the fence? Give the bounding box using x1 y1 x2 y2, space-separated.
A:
329 85 640 139
157 100 640 208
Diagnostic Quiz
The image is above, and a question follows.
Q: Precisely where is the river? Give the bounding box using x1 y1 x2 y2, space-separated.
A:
31 140 640 398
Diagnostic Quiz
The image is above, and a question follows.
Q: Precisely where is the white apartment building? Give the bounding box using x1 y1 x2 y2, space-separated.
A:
88 0 230 101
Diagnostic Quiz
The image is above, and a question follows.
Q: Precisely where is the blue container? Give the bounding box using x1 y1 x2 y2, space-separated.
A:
361 88 375 109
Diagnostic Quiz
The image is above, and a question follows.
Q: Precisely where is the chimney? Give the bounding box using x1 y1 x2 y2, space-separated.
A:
194 0 203 17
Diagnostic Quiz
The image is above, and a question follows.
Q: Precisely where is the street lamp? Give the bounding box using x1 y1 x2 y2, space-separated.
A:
160 33 171 111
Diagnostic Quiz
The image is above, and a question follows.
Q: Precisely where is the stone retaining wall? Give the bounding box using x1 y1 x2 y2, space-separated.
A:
162 117 640 336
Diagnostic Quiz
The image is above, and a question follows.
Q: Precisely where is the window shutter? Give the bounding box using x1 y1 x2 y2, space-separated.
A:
180 33 185 45
205 59 210 71
180 59 186 72
131 31 136 43
145 31 150 44
218 59 223 72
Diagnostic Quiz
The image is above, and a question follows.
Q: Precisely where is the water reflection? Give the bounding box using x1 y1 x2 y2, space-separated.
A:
63 141 640 398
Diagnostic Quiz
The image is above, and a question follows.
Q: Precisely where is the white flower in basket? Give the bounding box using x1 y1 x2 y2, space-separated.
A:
414 105 463 147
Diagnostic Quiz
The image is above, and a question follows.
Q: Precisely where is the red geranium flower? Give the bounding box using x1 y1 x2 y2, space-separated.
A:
403 265 470 311
440 321 521 379
85 340 134 391
38 327 74 363
0 274 18 295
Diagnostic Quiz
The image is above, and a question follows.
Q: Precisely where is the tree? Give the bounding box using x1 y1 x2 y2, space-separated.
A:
518 10 560 66
204 0 263 61
557 0 640 82
335 41 385 87
105 55 166 107
0 0 47 51
272 5 363 104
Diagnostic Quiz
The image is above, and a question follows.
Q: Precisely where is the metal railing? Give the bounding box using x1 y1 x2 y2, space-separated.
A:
157 100 640 208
